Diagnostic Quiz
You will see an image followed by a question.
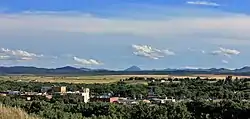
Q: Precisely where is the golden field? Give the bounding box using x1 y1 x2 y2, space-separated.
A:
0 74 249 84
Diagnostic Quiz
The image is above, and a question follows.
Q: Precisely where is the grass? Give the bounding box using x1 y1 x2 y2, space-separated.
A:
0 104 40 119
0 74 248 84
0 75 123 84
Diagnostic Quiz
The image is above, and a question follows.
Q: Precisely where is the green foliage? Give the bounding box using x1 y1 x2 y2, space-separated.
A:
1 97 250 119
1 78 250 119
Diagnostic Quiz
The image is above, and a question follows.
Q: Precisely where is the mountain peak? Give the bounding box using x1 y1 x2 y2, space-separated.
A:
240 66 250 69
235 66 250 72
56 66 78 70
125 66 141 71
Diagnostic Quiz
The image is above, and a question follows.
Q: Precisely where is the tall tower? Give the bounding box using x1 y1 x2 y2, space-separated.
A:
82 88 90 103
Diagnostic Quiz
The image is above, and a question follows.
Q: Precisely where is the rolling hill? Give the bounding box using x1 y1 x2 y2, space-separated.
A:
0 66 250 75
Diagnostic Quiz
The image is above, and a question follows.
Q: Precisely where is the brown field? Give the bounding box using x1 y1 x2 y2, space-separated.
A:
0 104 39 119
0 74 249 84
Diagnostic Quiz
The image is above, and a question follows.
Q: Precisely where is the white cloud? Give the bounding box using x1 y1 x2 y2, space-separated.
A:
0 55 10 60
201 50 206 54
1 48 43 57
132 44 175 59
222 60 229 64
163 50 175 56
211 47 240 57
0 11 250 40
0 48 43 61
181 66 200 69
186 1 220 6
73 56 102 66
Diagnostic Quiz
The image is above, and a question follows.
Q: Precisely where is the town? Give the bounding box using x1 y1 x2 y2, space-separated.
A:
0 85 178 105
1 75 249 106
1 75 250 119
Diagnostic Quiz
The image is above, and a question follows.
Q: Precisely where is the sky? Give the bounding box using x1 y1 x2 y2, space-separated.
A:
0 0 249 70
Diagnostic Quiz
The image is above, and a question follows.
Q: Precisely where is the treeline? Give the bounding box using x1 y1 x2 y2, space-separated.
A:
1 96 250 119
1 78 250 118
1 77 250 100
149 77 250 100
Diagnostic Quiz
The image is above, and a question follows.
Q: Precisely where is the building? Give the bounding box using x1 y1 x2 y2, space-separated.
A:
0 92 7 96
26 97 31 101
150 97 176 104
148 86 157 97
45 95 53 100
81 88 90 103
160 80 166 83
142 100 151 103
7 91 20 95
52 86 66 93
41 86 52 93
24 92 42 96
117 98 140 105
90 96 119 103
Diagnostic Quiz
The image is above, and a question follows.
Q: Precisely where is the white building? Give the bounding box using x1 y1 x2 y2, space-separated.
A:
81 88 90 103
64 88 90 103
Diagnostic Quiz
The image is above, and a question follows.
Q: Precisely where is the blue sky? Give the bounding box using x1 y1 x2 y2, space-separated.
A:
0 0 249 70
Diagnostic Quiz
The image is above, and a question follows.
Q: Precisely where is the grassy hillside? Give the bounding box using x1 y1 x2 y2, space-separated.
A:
0 104 39 119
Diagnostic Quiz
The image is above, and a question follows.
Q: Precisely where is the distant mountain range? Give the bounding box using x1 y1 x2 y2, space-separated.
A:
1 66 250 75
125 66 141 71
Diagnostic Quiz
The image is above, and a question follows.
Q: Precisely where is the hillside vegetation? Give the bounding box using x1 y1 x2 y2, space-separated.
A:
0 104 39 119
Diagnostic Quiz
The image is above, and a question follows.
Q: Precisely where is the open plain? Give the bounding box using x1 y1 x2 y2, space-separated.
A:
0 74 249 84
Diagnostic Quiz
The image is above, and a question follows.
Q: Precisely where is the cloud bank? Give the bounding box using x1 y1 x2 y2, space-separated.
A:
73 57 102 66
132 44 175 59
0 11 250 40
211 47 240 57
186 1 220 6
0 48 43 61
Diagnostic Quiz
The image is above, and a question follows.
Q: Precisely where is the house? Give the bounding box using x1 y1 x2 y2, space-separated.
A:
0 92 8 96
164 97 176 102
45 95 53 100
7 91 20 95
122 99 139 105
90 95 119 103
24 92 41 96
26 97 31 101
52 86 66 93
150 97 176 104
142 100 151 103
41 86 52 93
160 80 166 83
52 87 90 103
